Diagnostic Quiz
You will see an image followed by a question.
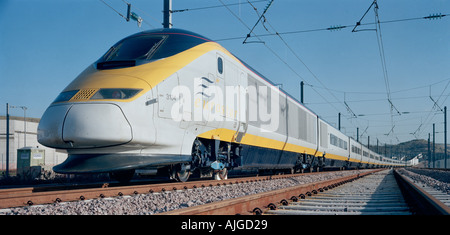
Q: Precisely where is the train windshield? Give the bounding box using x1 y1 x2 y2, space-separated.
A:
96 29 212 70
102 35 167 62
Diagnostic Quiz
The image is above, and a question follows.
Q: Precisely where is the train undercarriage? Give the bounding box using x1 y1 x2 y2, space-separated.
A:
111 137 338 183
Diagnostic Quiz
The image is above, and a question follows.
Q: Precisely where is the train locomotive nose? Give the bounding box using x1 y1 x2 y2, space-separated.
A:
38 103 132 148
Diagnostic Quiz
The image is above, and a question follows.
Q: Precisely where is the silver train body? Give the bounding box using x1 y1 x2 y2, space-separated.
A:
37 29 404 181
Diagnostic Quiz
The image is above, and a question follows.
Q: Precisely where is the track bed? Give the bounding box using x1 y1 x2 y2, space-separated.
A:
266 169 411 215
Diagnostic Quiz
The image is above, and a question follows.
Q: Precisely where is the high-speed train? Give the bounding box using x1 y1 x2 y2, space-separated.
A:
38 28 404 182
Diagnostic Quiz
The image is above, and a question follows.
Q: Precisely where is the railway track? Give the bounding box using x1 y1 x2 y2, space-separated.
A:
0 171 328 210
395 169 450 215
2 169 447 215
265 169 410 215
165 168 449 215
162 169 380 215
263 169 449 215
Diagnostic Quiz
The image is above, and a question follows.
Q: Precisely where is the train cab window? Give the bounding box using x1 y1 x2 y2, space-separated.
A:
102 35 167 62
97 29 213 70
218 57 223 74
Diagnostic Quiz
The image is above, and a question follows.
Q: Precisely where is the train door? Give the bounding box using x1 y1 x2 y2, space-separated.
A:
198 54 225 126
223 56 248 143
233 71 248 143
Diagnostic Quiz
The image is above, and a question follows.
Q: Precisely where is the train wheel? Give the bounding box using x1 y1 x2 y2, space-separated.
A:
173 163 191 182
213 168 228 180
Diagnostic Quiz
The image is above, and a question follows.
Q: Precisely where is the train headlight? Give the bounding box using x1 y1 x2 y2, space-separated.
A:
52 88 142 104
90 88 142 100
52 90 79 103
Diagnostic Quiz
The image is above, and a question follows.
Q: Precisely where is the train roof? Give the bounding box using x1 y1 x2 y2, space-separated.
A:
96 28 213 69
131 28 214 43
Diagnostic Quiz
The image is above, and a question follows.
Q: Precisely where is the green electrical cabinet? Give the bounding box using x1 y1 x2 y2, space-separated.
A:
17 147 45 179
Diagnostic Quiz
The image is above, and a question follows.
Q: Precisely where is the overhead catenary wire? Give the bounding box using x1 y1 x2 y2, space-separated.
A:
172 0 267 13
351 0 400 140
414 79 450 138
244 1 447 144
374 3 401 118
218 0 374 139
352 0 378 32
305 77 450 96
219 1 447 145
124 0 160 27
243 0 274 44
215 12 449 42
101 0 447 145
246 0 366 128
99 0 127 20
306 94 450 105
219 0 429 144
217 0 344 115
99 0 156 28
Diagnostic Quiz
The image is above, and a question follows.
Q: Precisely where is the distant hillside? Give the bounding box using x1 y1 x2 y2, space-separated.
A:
372 139 448 161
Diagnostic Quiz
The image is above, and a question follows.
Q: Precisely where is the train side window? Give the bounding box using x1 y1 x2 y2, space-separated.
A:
218 57 223 74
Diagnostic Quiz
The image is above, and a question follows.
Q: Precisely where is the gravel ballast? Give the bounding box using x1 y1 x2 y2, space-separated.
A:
1 170 373 215
397 168 450 194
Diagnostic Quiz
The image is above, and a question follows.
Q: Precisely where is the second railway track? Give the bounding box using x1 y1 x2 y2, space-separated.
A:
166 168 449 215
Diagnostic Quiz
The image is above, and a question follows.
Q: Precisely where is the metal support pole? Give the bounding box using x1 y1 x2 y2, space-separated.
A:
24 107 27 147
163 0 172 28
300 81 304 104
385 143 387 157
433 123 435 168
5 103 9 177
10 105 27 147
338 112 341 130
428 133 431 168
357 127 359 142
445 106 447 168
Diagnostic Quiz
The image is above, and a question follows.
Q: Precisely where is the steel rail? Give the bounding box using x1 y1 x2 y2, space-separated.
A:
394 169 450 215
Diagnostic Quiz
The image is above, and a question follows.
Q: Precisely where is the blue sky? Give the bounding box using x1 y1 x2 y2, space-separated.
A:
1 0 449 145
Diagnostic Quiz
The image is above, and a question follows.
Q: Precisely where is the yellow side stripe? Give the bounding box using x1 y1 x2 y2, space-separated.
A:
198 128 320 157
197 128 393 165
